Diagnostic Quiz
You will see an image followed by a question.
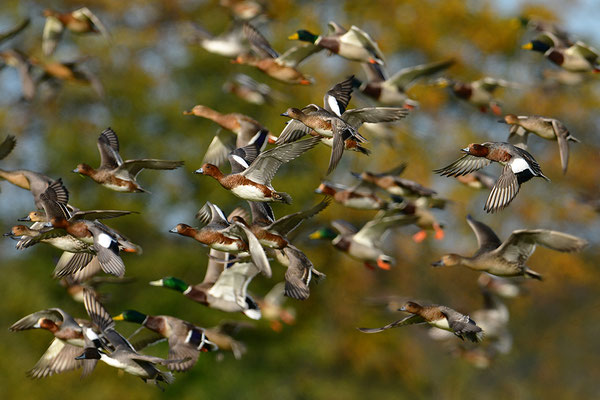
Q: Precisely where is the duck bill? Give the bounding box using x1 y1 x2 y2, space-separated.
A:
17 215 31 221
288 33 299 40
72 168 79 173
149 279 163 286
112 314 124 321
521 42 533 50
3 231 14 237
308 231 321 240
280 112 289 117
461 147 470 153
169 227 178 233
194 168 204 174
497 119 507 123
431 260 445 267
74 353 87 360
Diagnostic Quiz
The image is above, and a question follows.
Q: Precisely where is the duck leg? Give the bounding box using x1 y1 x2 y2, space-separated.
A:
433 223 445 240
412 230 427 243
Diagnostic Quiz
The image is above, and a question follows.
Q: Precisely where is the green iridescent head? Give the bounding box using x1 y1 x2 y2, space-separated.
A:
288 30 319 43
309 227 338 240
113 309 147 324
149 276 189 293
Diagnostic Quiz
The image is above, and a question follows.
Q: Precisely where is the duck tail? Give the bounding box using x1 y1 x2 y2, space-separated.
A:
538 172 551 182
524 268 543 281
159 371 175 385
273 191 292 204
355 145 371 155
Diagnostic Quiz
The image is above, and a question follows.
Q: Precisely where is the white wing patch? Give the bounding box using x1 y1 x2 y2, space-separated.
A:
326 94 342 116
97 233 113 248
510 158 532 174
231 154 249 169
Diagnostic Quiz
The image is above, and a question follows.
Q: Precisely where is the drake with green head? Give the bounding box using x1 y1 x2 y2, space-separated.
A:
289 21 385 65
113 310 217 372
149 251 262 320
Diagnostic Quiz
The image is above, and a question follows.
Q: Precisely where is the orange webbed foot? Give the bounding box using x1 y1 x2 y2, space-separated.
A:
433 224 445 240
376 259 392 270
412 230 427 243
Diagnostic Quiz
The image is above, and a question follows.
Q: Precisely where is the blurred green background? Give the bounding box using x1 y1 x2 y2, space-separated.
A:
1 0 599 398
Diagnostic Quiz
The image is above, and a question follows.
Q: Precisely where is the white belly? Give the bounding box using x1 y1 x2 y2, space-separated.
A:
102 182 132 192
343 197 381 210
231 185 270 201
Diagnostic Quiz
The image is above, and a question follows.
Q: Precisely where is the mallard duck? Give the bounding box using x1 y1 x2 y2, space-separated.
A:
310 210 417 270
289 22 384 65
149 250 262 319
522 32 600 73
113 310 217 371
232 23 319 85
434 77 518 115
353 59 454 107
77 290 179 389
431 215 588 279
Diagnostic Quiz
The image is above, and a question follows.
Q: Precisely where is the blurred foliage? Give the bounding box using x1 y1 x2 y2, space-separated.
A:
0 0 599 399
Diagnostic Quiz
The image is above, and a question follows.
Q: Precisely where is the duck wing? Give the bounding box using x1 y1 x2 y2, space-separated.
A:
243 23 278 59
27 338 85 378
439 307 484 343
10 308 73 331
69 209 135 221
275 120 312 144
331 219 359 236
207 261 261 308
269 198 330 236
353 210 418 247
484 164 520 213
42 14 64 56
342 107 409 129
116 159 184 178
241 137 320 185
434 154 492 177
0 134 16 160
282 245 313 300
203 248 227 286
387 59 455 89
248 201 275 226
97 128 122 169
72 8 111 39
228 129 268 173
324 76 354 116
572 41 599 63
39 179 71 220
495 229 588 264
87 222 125 277
203 129 236 166
345 26 385 64
276 43 321 68
231 220 271 277
358 314 427 333
507 125 529 150
465 214 502 255
551 119 577 174
0 18 29 45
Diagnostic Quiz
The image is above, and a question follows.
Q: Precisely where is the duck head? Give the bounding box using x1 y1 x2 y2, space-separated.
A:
149 276 190 293
169 223 194 236
500 114 520 125
18 211 47 222
399 301 422 313
309 227 337 240
113 309 147 325
431 253 462 267
195 163 223 178
73 163 94 177
75 347 102 360
522 40 551 53
462 143 489 157
288 30 319 43
314 182 337 196
280 107 303 119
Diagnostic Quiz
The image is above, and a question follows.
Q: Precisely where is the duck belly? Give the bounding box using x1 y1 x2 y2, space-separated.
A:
102 182 134 192
346 242 381 263
428 318 451 331
231 184 270 201
342 196 382 210
47 236 91 252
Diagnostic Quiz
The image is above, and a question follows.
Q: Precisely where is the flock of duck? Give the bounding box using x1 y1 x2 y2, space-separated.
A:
0 2 594 388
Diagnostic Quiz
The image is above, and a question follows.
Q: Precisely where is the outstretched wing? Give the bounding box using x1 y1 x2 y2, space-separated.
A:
241 138 319 185
496 229 588 264
243 23 278 59
434 154 492 177
358 314 426 333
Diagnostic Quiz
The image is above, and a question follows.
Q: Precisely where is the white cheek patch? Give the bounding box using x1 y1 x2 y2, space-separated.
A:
231 154 249 169
326 95 342 116
97 233 113 249
510 158 532 174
